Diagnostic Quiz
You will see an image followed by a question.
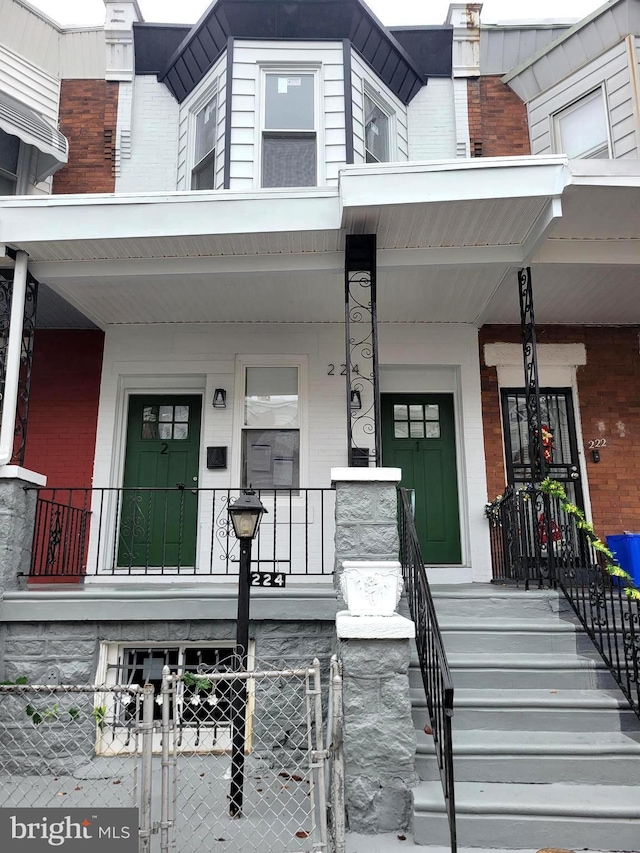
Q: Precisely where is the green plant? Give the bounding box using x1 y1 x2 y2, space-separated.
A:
92 705 107 730
183 672 213 692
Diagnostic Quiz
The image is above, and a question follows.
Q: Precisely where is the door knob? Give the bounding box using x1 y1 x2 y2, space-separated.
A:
570 471 579 479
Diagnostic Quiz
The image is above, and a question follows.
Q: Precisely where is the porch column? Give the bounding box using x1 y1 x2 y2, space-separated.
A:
337 559 417 833
0 466 46 591
344 234 381 467
518 266 546 482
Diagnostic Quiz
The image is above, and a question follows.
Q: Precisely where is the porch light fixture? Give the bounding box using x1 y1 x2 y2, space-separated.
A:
212 388 227 408
227 489 266 541
350 389 362 410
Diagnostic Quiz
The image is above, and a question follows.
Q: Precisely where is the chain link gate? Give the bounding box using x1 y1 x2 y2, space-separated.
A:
158 658 329 853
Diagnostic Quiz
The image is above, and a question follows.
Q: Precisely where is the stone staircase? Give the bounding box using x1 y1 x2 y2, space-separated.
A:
409 584 640 851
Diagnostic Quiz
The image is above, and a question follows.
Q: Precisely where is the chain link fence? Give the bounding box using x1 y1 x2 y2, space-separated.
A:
0 684 143 812
0 661 344 853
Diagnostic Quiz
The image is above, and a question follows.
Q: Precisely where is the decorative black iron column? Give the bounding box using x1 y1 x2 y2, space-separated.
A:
0 261 38 467
344 234 381 467
518 267 545 483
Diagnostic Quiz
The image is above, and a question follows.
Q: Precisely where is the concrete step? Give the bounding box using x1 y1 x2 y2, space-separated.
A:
409 653 617 690
411 688 638 731
413 780 640 849
431 585 563 620
415 728 640 784
439 620 590 655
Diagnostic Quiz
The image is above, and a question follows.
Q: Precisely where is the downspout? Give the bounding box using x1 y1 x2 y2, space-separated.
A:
0 250 28 466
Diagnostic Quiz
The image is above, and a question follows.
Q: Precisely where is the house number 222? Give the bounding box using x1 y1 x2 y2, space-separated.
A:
587 439 607 449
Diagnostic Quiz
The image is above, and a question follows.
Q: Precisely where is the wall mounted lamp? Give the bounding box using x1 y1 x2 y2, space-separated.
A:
213 388 227 408
350 390 362 410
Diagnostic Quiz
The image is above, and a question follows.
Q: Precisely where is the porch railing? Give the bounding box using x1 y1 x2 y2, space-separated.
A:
398 487 456 853
487 485 640 718
28 487 335 578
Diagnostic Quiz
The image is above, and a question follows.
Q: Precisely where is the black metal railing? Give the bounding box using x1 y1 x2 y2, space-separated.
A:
28 487 335 578
487 486 640 717
398 487 456 853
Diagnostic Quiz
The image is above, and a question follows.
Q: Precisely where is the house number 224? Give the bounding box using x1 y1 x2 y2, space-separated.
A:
327 364 359 375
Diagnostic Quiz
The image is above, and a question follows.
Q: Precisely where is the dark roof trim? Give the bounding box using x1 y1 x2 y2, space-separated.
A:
159 0 426 105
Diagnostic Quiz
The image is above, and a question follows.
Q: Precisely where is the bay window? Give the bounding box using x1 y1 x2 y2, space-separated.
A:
553 88 611 159
262 71 317 187
364 91 391 163
191 92 217 190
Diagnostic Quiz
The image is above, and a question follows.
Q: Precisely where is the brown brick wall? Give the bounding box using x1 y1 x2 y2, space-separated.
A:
480 325 640 536
53 80 118 194
467 76 531 158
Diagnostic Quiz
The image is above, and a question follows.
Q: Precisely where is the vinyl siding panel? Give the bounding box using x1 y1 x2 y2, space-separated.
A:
527 40 638 159
230 40 345 190
0 43 59 121
350 48 408 165
176 51 227 192
59 29 106 79
480 25 572 75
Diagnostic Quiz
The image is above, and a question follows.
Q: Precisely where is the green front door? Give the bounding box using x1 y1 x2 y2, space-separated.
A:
382 394 461 564
118 395 202 568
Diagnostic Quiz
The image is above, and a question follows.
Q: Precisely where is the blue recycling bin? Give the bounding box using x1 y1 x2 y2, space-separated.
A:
606 534 640 587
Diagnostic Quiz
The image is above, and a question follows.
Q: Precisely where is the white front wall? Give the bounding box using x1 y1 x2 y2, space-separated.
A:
91 321 490 581
528 39 639 159
116 76 180 193
350 49 408 164
177 52 227 192
406 79 457 161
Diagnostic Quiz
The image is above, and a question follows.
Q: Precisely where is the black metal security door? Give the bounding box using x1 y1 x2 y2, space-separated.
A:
501 388 584 508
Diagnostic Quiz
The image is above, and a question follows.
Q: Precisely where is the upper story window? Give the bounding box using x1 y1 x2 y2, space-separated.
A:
553 88 611 159
262 71 317 188
191 92 217 190
0 128 20 195
364 91 391 163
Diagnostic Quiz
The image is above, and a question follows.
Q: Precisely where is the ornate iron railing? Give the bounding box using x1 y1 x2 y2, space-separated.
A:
398 487 456 853
27 487 335 578
487 486 640 717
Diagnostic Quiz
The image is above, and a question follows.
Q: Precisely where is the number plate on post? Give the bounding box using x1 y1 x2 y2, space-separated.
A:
249 572 287 588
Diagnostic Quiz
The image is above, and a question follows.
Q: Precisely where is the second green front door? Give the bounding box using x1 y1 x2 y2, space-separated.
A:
382 393 461 564
118 395 202 568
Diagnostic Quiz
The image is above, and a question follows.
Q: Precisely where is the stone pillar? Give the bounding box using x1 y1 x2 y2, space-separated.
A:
337 559 417 834
0 466 46 591
331 467 401 590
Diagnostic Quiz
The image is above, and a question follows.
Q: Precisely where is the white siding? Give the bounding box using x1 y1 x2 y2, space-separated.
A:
406 79 457 161
480 25 573 76
230 40 345 190
92 321 490 579
0 0 105 79
176 52 227 192
0 43 59 122
59 29 106 79
116 76 180 193
350 49 408 165
528 40 639 159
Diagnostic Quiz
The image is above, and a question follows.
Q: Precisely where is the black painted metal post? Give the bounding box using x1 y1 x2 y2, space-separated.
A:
518 266 554 587
344 234 381 466
229 538 251 817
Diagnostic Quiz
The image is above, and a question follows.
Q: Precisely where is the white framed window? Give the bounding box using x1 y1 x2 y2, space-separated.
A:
0 128 20 195
96 641 254 754
260 69 319 188
553 88 611 159
364 88 393 163
191 91 217 190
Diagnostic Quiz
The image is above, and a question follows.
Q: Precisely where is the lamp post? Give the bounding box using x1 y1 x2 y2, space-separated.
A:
227 489 267 818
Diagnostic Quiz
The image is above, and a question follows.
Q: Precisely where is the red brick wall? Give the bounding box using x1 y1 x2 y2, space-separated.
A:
53 80 118 194
24 330 104 487
467 76 531 158
480 325 640 536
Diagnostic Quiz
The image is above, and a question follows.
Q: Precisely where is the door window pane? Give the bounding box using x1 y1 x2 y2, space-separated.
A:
394 421 409 438
410 421 425 438
555 90 609 158
265 74 314 130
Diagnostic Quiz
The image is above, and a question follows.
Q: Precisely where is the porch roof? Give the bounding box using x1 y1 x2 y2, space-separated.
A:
1 156 639 327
